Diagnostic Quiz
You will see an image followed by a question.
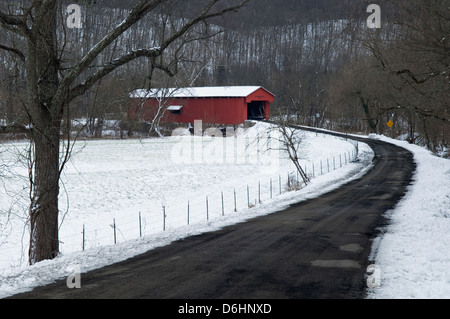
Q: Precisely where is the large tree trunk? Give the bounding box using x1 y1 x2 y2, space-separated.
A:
26 1 62 265
29 127 61 264
358 94 378 133
0 0 249 265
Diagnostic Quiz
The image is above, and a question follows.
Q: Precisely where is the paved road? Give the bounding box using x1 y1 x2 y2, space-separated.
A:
9 135 415 299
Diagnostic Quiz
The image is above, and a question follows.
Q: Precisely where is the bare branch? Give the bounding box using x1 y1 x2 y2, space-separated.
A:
0 8 29 36
0 10 24 26
159 0 250 52
54 0 167 105
68 47 162 102
62 0 249 106
0 43 25 61
394 68 444 85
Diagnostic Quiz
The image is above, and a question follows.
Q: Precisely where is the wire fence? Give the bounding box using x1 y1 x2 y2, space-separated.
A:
0 133 360 269
59 143 359 254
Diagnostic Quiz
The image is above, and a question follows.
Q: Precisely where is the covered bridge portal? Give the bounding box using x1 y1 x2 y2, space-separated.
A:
129 86 275 125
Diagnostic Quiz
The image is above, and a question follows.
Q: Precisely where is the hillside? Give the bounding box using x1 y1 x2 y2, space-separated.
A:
2 1 447 154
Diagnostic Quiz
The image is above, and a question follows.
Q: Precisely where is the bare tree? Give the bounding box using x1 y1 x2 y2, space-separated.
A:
0 0 250 264
266 109 310 186
274 125 309 186
350 0 450 150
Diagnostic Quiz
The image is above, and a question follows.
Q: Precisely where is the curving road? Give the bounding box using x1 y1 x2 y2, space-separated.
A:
9 133 415 299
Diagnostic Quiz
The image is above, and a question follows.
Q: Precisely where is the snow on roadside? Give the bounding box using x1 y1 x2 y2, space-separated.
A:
0 123 374 298
367 135 450 299
2 125 448 299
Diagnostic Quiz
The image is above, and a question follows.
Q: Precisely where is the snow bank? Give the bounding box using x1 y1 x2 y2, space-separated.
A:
367 136 450 299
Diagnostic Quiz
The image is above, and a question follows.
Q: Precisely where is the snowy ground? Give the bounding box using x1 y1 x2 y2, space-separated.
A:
0 122 369 297
0 122 448 299
366 135 450 299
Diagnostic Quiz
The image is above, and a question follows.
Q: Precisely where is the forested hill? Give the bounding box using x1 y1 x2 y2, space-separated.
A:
65 0 369 25
1 1 448 155
222 0 369 27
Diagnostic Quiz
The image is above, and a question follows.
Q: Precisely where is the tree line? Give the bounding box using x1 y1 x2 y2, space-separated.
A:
3 0 447 153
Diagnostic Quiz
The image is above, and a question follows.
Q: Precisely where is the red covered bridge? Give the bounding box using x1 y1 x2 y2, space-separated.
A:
129 86 275 125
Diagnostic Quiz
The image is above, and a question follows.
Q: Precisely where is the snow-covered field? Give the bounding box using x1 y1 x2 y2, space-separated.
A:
0 122 369 297
0 122 448 299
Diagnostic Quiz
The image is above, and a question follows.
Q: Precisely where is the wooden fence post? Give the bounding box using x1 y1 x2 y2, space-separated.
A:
113 218 116 244
82 224 85 251
139 212 142 237
206 196 209 220
221 192 224 216
163 206 166 231
234 188 237 212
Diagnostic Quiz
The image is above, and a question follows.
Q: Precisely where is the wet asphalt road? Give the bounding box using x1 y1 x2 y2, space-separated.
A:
8 134 415 299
